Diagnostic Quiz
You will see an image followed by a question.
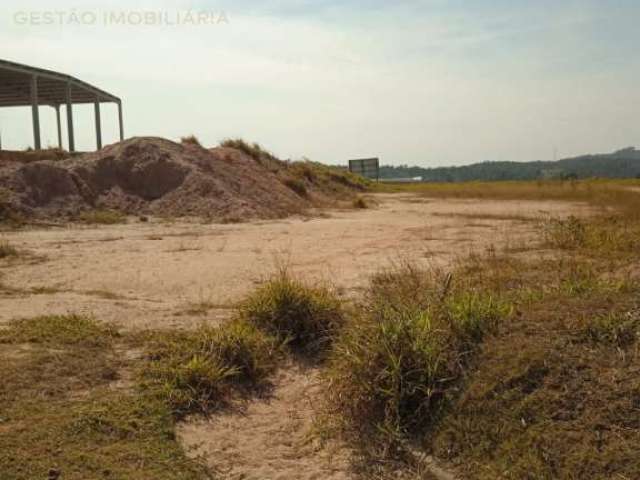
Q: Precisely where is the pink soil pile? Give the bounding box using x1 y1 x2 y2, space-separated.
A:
0 137 365 221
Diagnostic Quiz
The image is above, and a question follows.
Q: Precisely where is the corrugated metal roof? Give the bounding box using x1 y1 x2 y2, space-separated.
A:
0 58 120 107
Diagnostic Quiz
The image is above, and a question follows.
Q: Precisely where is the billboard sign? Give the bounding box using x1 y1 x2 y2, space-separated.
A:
348 157 379 180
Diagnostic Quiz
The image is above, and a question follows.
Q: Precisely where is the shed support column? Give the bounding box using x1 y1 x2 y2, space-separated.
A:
66 83 75 152
94 99 102 150
54 105 62 149
31 75 41 150
117 101 124 141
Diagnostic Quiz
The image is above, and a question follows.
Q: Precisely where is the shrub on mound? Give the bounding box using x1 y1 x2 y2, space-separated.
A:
239 270 345 356
220 138 279 164
180 135 203 147
141 320 279 417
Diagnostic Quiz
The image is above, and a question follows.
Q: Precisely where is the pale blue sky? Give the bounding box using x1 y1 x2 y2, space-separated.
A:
1 0 638 166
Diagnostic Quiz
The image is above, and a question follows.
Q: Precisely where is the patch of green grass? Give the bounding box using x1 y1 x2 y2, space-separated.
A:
0 314 119 346
420 212 640 479
445 291 512 344
238 269 345 356
431 294 640 480
79 209 127 225
549 257 633 298
141 320 279 417
319 180 640 478
580 311 640 347
0 314 210 480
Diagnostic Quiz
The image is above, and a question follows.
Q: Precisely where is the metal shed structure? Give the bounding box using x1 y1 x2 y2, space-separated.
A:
0 58 123 152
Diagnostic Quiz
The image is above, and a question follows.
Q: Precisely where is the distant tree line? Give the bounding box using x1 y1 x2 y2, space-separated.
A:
380 147 640 182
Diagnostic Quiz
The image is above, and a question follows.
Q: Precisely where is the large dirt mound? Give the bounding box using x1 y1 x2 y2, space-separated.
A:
0 137 366 222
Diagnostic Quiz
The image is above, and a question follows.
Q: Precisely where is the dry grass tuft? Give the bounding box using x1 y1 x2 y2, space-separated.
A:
220 138 279 164
141 320 279 417
180 135 203 147
543 214 640 256
239 269 345 356
323 263 512 454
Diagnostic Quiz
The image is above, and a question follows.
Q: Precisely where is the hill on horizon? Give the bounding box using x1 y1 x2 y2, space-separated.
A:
380 147 640 182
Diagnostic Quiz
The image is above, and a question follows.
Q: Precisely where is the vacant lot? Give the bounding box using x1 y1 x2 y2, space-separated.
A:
2 186 637 480
0 194 591 329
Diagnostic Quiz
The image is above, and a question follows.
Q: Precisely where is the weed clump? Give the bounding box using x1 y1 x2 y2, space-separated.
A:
324 265 511 452
543 215 587 249
581 311 639 347
239 270 345 356
141 320 278 417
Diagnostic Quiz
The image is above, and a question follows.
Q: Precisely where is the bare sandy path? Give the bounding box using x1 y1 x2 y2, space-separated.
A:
179 363 352 480
0 194 591 329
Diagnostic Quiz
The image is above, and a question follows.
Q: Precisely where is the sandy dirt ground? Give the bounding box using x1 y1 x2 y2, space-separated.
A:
0 193 592 480
0 194 591 329
179 363 352 480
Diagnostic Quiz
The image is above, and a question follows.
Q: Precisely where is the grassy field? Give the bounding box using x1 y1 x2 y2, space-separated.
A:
1 179 638 479
0 315 211 480
376 178 640 215
350 178 640 478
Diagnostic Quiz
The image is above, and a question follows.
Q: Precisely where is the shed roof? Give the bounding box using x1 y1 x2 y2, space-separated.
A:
0 58 120 108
